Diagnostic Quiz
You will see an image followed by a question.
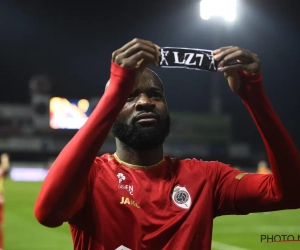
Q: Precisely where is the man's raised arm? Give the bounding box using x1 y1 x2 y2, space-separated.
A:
234 70 300 213
214 47 300 213
34 38 160 227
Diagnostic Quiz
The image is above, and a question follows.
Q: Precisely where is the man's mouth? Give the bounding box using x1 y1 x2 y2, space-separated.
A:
135 113 159 126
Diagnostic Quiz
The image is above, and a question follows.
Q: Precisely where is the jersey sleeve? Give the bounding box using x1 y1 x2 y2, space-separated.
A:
233 71 300 213
205 161 248 216
233 173 286 214
68 158 103 224
210 71 300 216
34 63 136 227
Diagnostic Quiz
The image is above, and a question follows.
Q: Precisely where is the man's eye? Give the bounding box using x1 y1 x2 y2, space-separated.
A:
152 92 162 98
127 96 135 101
127 93 137 101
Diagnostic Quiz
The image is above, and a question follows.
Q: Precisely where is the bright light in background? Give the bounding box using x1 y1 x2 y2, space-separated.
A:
78 99 89 113
200 0 237 21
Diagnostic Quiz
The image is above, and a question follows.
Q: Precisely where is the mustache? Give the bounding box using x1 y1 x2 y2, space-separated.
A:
131 111 161 124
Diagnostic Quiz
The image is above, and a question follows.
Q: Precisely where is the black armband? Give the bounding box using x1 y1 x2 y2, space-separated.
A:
159 47 217 72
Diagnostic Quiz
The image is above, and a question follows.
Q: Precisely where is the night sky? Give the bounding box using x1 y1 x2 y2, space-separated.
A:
0 0 299 150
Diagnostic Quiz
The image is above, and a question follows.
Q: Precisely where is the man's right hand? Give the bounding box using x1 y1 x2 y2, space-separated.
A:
112 38 160 70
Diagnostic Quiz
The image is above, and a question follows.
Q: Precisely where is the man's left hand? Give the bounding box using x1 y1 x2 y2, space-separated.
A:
213 46 260 94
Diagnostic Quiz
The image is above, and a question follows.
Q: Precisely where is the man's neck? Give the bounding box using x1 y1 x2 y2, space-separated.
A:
115 139 164 167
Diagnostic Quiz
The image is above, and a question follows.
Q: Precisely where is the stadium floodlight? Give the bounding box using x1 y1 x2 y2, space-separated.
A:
200 0 237 21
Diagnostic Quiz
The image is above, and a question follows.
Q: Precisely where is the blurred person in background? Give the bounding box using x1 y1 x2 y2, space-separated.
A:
0 153 10 250
34 39 300 250
256 160 271 174
256 160 272 215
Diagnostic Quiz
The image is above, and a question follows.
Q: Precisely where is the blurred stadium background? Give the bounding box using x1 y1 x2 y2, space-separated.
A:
1 0 300 249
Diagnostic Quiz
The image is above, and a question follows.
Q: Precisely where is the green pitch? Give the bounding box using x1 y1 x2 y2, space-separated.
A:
4 180 300 250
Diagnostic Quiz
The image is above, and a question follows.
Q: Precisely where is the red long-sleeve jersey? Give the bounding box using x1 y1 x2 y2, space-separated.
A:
34 62 300 250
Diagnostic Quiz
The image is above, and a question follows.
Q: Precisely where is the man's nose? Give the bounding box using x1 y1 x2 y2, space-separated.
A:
135 94 155 111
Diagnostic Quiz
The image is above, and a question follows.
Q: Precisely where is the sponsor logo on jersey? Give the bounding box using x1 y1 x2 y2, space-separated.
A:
117 173 125 183
120 197 140 208
117 173 134 195
171 185 191 209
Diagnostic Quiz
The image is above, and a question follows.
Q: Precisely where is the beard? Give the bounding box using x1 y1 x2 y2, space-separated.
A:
111 114 170 150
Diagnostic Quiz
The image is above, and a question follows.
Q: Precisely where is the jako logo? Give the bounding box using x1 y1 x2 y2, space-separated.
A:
261 234 300 243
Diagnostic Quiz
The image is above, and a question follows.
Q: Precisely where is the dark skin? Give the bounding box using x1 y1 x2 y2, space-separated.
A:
110 39 260 166
115 70 168 166
213 46 260 93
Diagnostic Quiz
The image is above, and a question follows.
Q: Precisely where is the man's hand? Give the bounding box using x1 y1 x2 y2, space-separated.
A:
112 38 160 70
213 46 260 94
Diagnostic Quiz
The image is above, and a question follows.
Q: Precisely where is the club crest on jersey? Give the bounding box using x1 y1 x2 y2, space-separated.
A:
171 185 191 209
